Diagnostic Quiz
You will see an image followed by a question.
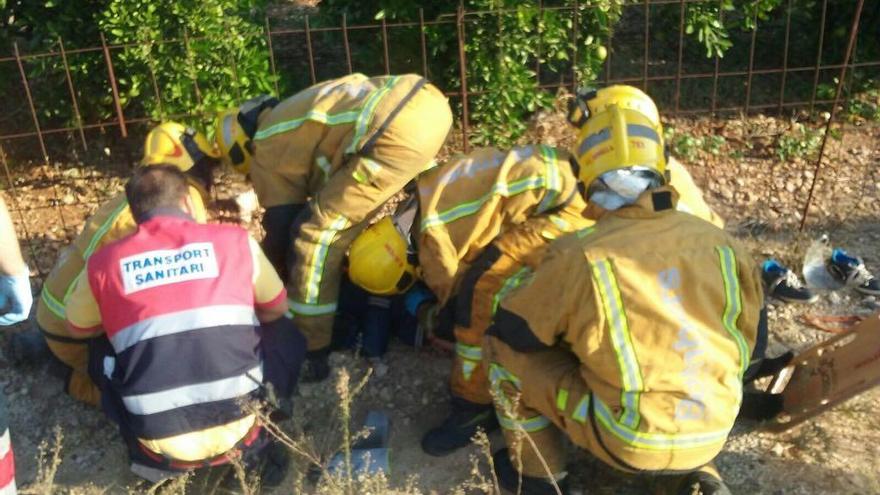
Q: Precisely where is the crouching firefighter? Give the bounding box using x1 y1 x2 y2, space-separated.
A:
15 122 217 406
65 165 306 482
348 145 594 456
482 85 764 494
214 73 453 382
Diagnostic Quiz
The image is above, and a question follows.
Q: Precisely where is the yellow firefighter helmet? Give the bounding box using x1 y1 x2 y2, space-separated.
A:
567 85 667 190
348 217 418 296
141 122 219 172
214 108 254 175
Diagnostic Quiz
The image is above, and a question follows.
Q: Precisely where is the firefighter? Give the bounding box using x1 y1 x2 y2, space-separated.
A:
65 165 305 481
482 85 763 494
15 122 218 406
214 73 452 382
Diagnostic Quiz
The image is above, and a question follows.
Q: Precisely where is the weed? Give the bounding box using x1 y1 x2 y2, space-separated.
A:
20 426 64 495
776 124 824 162
665 128 727 160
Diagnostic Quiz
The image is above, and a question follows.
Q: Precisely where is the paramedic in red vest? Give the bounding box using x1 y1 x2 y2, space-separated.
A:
65 165 305 477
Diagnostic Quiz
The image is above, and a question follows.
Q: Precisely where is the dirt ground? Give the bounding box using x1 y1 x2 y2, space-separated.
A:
1 114 879 494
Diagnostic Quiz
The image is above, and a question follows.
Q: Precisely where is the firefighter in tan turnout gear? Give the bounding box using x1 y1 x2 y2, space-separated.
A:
215 73 453 381
14 123 217 406
482 86 763 495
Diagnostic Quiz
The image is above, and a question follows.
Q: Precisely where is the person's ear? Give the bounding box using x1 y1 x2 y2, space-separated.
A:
180 194 196 217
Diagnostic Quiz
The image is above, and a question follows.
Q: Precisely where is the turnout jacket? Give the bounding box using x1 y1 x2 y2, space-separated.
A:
250 73 452 349
66 212 285 462
415 145 591 305
491 187 762 470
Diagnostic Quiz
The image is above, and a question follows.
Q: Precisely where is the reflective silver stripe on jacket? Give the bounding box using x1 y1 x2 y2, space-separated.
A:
110 305 258 353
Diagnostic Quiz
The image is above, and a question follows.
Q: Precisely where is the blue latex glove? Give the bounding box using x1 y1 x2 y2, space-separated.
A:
0 266 32 326
403 284 434 317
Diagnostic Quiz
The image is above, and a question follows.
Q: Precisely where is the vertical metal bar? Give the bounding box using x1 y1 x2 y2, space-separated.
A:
642 0 650 92
144 40 165 120
456 5 470 153
777 0 792 115
536 0 543 86
809 0 828 115
305 15 317 85
604 28 612 85
800 0 864 231
0 146 41 278
710 4 723 116
342 13 353 74
183 28 203 110
674 0 686 113
745 14 758 114
13 43 49 163
419 9 429 78
229 48 243 102
571 0 579 90
265 16 280 98
381 17 391 75
57 37 87 151
100 33 127 137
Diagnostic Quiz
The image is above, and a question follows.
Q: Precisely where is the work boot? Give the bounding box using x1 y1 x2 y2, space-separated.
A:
761 259 818 304
651 463 731 495
300 348 331 383
492 448 567 495
8 329 51 366
826 248 880 296
421 398 499 456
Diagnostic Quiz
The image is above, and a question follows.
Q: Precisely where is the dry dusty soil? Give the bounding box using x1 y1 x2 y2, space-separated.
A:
1 115 879 494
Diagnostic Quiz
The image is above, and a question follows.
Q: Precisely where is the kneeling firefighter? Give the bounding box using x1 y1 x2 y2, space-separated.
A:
18 122 218 406
482 85 764 494
214 73 453 382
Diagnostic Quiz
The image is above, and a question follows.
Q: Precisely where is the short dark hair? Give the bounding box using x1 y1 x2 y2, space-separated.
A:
125 165 189 224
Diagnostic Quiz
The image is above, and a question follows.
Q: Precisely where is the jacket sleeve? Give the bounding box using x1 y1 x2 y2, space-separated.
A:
489 243 595 352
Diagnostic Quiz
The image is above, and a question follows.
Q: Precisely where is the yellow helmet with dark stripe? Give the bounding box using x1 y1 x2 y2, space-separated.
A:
348 217 418 295
567 85 667 190
141 122 219 172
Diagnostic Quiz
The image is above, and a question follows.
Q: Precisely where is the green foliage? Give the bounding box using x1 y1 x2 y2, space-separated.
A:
665 128 726 160
776 123 823 162
684 0 782 58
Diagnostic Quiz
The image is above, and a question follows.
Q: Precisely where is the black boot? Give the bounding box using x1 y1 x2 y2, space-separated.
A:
493 448 567 495
300 348 331 383
651 464 731 495
421 397 499 456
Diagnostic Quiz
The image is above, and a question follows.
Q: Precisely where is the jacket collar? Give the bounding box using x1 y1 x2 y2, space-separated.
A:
139 207 195 224
605 185 680 220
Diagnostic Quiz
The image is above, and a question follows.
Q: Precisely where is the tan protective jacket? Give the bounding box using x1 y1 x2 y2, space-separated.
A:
251 73 453 349
36 187 207 337
415 145 591 305
666 157 724 228
494 187 762 470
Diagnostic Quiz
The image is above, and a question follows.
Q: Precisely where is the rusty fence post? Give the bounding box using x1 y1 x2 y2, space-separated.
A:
305 15 317 85
456 5 470 153
710 3 724 116
419 9 429 78
673 0 685 114
778 0 793 115
0 146 42 279
342 13 354 74
100 33 127 137
745 14 758 114
799 0 865 231
808 0 828 116
265 16 280 98
642 0 649 92
381 17 391 75
58 37 88 151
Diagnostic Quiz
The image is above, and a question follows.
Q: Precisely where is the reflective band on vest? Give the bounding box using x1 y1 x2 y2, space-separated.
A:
716 246 749 378
347 76 401 154
123 365 263 416
110 304 258 353
593 397 729 451
287 299 338 317
536 145 561 214
254 110 360 141
492 267 532 315
556 389 569 411
303 214 349 305
590 259 644 429
572 394 591 424
421 176 547 231
456 343 482 361
497 412 551 433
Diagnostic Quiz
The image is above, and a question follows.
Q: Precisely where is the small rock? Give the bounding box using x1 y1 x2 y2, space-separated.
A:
771 442 785 457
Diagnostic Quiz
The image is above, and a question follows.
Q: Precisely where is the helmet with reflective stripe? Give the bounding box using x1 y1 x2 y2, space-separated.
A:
567 85 667 191
141 122 219 172
349 217 418 296
214 95 279 175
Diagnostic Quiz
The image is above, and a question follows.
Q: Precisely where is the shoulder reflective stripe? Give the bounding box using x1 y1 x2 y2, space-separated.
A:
576 226 597 238
122 365 262 416
315 155 332 178
421 176 547 231
304 214 349 304
492 267 532 315
110 305 258 353
488 362 521 387
84 200 129 260
497 412 551 433
548 215 571 232
572 394 590 423
461 360 477 380
347 76 400 154
456 343 482 361
590 259 644 429
288 299 338 317
537 145 561 214
254 110 361 141
716 246 749 378
593 397 729 451
556 389 569 411
41 287 67 319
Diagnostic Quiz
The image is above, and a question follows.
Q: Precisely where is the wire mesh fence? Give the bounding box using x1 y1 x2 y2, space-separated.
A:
0 0 876 282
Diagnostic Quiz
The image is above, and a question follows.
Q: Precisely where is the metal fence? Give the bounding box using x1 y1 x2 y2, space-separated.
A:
0 0 874 279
